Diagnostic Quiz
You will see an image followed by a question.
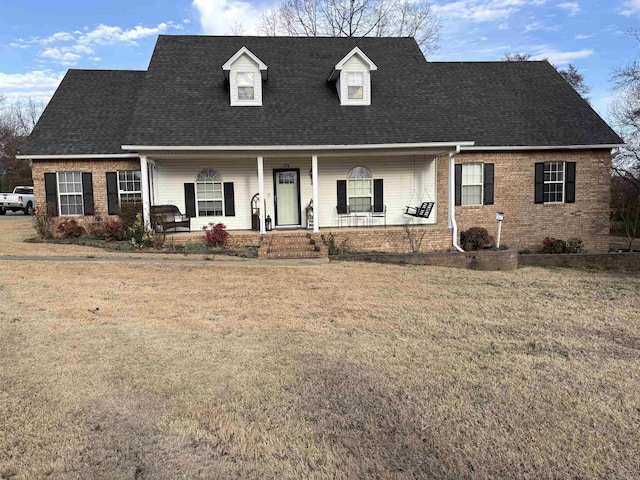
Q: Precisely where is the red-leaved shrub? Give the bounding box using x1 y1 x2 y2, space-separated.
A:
104 219 126 241
202 222 229 247
57 218 85 238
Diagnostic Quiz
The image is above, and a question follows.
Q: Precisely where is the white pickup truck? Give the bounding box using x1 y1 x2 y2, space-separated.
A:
0 186 35 215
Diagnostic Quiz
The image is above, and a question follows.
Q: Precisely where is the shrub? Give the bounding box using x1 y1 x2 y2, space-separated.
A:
84 215 107 239
460 227 494 251
541 237 566 254
321 233 351 255
57 218 85 238
126 213 153 248
565 237 584 254
31 206 56 240
118 201 142 230
202 222 229 247
104 219 126 241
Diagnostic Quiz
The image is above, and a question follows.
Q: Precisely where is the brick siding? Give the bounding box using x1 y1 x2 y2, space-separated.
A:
450 150 611 253
32 158 141 218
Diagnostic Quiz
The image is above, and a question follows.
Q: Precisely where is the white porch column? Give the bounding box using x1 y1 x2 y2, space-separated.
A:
312 154 319 233
257 156 266 234
140 155 151 227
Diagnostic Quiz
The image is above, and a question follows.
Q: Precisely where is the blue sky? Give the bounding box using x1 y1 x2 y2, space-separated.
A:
1 0 639 123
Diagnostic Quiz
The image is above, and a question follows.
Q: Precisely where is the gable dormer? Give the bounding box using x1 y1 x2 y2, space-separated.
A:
222 46 268 106
328 47 378 106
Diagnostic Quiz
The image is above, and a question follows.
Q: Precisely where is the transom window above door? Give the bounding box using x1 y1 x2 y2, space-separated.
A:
196 169 223 216
278 172 296 184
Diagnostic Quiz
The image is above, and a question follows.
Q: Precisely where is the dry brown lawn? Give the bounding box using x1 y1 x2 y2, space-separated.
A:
1 217 639 479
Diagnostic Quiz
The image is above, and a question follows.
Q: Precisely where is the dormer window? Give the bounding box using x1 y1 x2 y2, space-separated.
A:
237 72 255 101
347 72 364 100
222 46 268 107
328 46 378 106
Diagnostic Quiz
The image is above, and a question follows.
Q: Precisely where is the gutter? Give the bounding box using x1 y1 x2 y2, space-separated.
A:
448 145 464 252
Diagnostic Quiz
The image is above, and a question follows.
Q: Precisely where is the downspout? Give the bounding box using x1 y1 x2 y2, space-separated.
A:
448 145 464 252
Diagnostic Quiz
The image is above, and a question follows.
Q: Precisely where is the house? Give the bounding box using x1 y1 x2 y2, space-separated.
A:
19 35 623 254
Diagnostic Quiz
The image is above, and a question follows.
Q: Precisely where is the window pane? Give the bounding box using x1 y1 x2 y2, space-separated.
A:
347 72 363 85
462 185 482 205
238 86 254 100
349 197 371 212
462 164 482 185
237 72 254 86
348 86 363 99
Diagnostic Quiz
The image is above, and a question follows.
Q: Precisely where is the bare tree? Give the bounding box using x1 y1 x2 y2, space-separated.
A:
502 52 531 62
0 96 46 189
257 0 441 56
611 28 640 191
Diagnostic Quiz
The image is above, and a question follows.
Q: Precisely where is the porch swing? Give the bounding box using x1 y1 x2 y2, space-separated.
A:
404 156 435 219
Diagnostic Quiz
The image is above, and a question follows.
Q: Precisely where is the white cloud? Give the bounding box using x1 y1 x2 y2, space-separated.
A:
41 31 75 44
557 2 580 16
40 48 81 65
192 0 264 34
0 70 64 90
9 22 177 66
620 0 640 16
530 46 593 64
434 0 530 23
575 33 594 40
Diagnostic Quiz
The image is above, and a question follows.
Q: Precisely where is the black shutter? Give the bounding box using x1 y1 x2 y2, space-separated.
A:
82 172 94 215
373 179 384 212
224 182 235 216
44 173 58 217
483 163 494 206
534 162 544 204
106 172 119 215
337 180 347 213
184 183 196 218
565 162 576 203
454 164 462 206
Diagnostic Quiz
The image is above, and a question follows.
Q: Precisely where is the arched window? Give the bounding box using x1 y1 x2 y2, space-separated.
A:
348 166 372 212
196 169 223 216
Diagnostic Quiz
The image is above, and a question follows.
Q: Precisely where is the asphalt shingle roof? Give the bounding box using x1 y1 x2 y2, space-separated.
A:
20 70 145 156
21 35 622 156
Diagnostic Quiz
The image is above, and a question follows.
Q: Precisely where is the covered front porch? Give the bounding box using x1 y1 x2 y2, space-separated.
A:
137 144 465 243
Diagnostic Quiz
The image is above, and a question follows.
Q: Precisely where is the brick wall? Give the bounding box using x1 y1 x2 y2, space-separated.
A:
310 226 452 253
449 150 611 253
32 158 141 217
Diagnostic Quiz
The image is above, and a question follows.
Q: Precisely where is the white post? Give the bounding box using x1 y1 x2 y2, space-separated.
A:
312 154 319 233
497 221 503 248
140 155 151 227
257 156 265 234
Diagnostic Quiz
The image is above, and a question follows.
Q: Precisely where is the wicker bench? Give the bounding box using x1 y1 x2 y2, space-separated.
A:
150 205 191 232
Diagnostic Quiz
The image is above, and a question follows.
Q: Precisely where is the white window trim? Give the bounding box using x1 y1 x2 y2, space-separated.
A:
57 171 84 216
543 161 566 204
232 67 261 106
195 170 225 217
340 69 370 106
117 170 142 204
347 166 373 213
461 163 484 206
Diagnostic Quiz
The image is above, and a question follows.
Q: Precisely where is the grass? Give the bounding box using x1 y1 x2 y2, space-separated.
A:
0 218 639 478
